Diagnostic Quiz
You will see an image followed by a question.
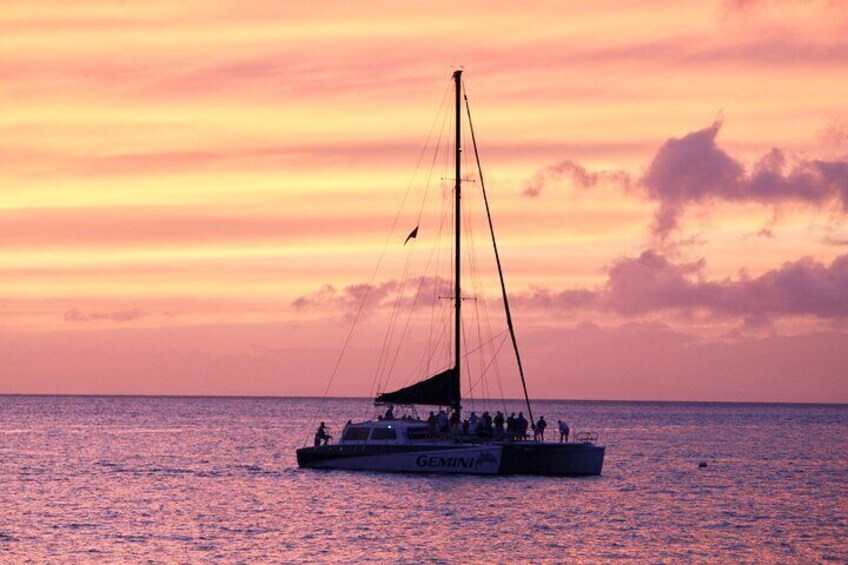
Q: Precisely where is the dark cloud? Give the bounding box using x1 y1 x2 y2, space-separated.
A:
516 250 848 323
64 308 145 322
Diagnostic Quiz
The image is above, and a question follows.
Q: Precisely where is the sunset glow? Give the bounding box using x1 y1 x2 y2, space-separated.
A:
2 0 847 401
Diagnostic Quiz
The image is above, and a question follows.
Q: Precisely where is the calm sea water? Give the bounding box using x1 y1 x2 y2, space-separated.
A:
0 396 845 564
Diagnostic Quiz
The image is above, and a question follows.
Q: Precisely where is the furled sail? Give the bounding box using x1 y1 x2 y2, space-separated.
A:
375 367 459 407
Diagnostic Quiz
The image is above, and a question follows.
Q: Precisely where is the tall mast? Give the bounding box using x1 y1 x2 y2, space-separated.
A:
452 69 462 416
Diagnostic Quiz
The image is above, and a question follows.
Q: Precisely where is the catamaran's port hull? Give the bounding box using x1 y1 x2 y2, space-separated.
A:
296 442 604 476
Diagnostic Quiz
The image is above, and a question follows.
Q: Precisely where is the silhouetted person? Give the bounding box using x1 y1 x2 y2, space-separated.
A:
480 412 493 439
558 419 570 443
535 416 547 441
468 412 479 435
506 413 516 439
516 412 528 440
384 406 395 420
494 411 505 437
427 411 437 439
314 422 330 446
437 409 448 436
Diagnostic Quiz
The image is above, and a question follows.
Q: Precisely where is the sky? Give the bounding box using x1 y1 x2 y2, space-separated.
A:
1 0 847 402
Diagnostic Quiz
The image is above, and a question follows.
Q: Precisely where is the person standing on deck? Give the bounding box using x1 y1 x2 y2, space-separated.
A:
516 412 528 440
437 409 448 437
535 416 547 441
494 411 505 438
468 412 479 435
558 419 570 442
427 411 437 439
314 422 330 446
506 413 516 439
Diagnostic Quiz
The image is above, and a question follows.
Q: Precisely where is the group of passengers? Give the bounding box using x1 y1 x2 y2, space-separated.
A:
314 407 572 446
423 409 564 442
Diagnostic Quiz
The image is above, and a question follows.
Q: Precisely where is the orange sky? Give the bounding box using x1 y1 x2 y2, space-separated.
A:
2 0 847 402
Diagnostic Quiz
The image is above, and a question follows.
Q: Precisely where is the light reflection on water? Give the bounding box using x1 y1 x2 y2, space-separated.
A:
1 396 846 564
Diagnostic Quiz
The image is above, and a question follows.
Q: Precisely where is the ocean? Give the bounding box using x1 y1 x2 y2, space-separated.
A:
1 396 845 564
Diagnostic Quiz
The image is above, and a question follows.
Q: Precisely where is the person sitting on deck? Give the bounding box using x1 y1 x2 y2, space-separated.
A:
384 406 395 420
558 419 570 443
535 416 547 441
314 422 331 446
516 412 528 440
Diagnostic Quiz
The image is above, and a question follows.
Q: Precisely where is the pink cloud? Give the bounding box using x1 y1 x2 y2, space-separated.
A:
292 276 452 316
643 122 848 236
525 121 848 237
522 159 632 198
64 307 145 322
515 250 848 324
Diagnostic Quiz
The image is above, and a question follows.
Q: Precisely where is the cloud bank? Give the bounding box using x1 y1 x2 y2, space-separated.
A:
525 121 848 238
643 121 848 236
517 250 848 324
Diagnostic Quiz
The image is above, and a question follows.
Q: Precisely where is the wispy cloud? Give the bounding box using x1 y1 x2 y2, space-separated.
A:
522 159 631 198
64 307 146 322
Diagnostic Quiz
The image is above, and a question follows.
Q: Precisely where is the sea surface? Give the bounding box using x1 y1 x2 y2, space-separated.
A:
0 396 845 564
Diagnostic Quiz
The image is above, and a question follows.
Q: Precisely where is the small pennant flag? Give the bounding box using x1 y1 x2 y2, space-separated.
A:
404 226 419 245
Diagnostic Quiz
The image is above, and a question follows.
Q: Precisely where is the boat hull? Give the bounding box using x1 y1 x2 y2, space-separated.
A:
297 442 604 476
297 444 503 474
500 442 605 476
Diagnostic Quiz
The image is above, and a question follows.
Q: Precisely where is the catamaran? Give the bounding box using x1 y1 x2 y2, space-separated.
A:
296 70 605 476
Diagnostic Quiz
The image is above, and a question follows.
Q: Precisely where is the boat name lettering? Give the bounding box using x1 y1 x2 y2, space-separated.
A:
416 454 476 468
415 452 497 469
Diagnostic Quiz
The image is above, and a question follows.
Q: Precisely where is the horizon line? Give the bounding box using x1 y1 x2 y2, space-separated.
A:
0 393 845 407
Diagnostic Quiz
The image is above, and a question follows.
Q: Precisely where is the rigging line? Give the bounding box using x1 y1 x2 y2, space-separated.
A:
463 81 535 428
417 198 451 381
461 307 475 409
461 179 485 404
462 174 494 410
465 180 507 413
305 78 452 444
405 206 447 383
367 81 453 401
382 118 456 393
467 332 510 395
372 248 413 395
390 202 452 391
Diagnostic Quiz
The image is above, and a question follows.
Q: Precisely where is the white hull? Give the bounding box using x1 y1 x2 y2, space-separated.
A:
306 445 503 475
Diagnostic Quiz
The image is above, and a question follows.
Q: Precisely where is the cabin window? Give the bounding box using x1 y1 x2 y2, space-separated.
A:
371 427 398 440
406 427 429 440
342 427 370 441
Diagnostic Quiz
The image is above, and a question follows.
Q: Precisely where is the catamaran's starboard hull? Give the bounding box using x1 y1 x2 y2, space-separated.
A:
296 442 604 476
298 444 503 474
